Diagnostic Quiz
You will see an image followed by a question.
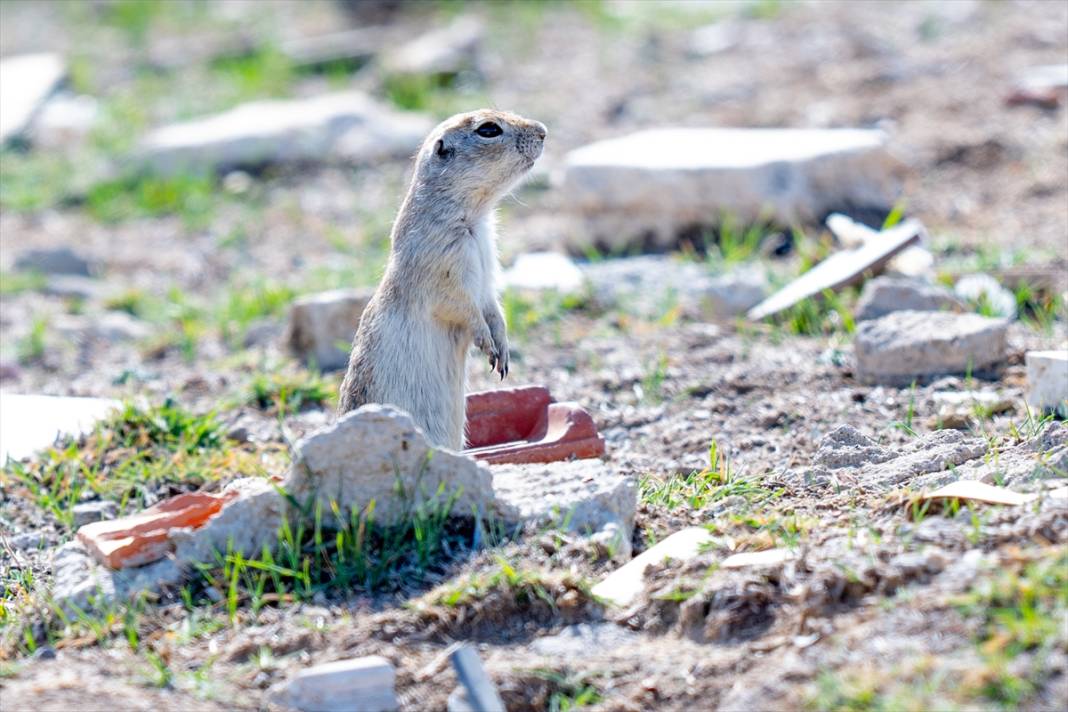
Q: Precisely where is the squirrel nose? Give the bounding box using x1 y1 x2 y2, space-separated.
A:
529 121 547 141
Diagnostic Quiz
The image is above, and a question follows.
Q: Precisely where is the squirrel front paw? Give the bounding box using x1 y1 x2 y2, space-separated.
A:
473 321 508 380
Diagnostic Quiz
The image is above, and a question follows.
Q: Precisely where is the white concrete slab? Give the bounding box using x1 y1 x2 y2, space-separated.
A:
0 393 119 462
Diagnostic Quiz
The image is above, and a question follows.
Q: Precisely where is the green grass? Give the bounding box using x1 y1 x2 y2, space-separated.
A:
16 317 49 364
501 287 590 342
248 370 334 416
0 271 46 295
1 399 264 527
640 441 777 511
196 486 466 614
216 279 296 348
86 172 218 228
779 288 857 336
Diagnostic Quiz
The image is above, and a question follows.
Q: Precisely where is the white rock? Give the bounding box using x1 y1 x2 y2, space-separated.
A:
0 394 118 462
285 405 636 540
32 92 99 148
136 91 432 175
0 53 66 144
383 17 483 76
854 311 1008 386
1026 350 1068 417
502 252 585 293
854 276 962 321
273 656 397 712
954 273 1017 319
561 128 903 252
1019 64 1068 91
286 288 374 371
592 527 713 607
701 265 769 318
169 478 287 566
491 460 636 537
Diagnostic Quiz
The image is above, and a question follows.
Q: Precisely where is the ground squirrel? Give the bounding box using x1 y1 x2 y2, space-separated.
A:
338 109 547 449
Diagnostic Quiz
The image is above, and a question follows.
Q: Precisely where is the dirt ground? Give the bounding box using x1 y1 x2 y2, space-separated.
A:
1 1 1067 711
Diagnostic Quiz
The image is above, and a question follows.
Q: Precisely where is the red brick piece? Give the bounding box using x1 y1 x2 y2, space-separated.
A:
465 387 606 465
77 490 238 569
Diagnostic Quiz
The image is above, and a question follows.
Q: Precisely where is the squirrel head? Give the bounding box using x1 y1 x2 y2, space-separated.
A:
413 109 547 215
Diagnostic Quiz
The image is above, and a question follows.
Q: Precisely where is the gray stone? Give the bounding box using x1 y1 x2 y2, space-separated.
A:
954 273 1017 319
561 128 903 252
701 266 769 318
14 247 92 276
284 405 636 539
854 276 963 321
854 310 1008 386
581 255 764 319
271 655 397 712
530 623 639 657
859 429 988 487
284 405 495 527
492 460 636 538
286 288 374 371
0 53 66 144
135 91 432 175
10 532 47 551
383 17 483 76
71 500 118 527
1025 350 1067 417
42 275 104 300
814 425 894 469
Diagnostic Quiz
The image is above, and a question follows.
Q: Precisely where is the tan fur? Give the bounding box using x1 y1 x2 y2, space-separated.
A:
338 109 546 449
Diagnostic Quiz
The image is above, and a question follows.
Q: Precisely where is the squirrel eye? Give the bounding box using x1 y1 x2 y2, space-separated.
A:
475 122 503 138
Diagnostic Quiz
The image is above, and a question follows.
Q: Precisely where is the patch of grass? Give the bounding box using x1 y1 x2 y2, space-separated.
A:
86 172 218 228
502 288 589 341
196 483 467 614
434 557 559 609
1 399 268 526
209 46 295 101
640 440 776 511
217 279 295 348
248 370 334 416
638 352 669 403
1014 280 1065 334
16 316 49 364
0 151 84 212
779 288 856 336
531 668 604 712
0 271 46 295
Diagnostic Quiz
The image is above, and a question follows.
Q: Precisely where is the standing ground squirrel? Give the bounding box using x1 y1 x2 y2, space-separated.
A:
338 109 547 449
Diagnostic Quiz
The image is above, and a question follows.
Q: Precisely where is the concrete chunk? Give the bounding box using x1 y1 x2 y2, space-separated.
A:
135 91 432 175
0 53 66 144
1026 350 1068 417
274 656 397 712
854 276 963 321
0 394 118 462
562 128 903 252
286 288 374 371
592 527 713 607
854 310 1008 386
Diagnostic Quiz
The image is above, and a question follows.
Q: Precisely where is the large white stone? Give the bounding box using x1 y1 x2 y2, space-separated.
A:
0 394 118 462
561 128 903 251
273 656 397 712
502 252 585 293
286 288 374 371
854 310 1008 386
284 405 636 538
0 53 65 144
1026 350 1068 416
135 91 432 174
592 527 714 607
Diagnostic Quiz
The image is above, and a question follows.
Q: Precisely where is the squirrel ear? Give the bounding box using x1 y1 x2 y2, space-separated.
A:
435 138 449 158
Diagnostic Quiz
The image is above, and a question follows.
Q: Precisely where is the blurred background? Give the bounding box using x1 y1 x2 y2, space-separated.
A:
0 0 1065 408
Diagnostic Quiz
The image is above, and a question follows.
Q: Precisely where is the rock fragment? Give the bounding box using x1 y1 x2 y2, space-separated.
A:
854 276 962 321
14 246 93 276
1025 350 1067 417
561 128 903 253
135 91 432 175
854 310 1008 386
286 288 374 371
272 656 398 712
0 53 66 144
